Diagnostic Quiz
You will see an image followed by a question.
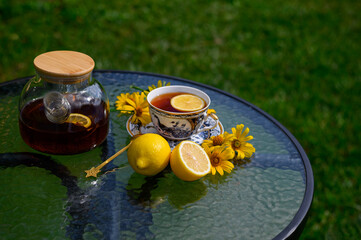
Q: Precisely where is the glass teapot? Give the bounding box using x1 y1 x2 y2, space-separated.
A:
19 50 109 154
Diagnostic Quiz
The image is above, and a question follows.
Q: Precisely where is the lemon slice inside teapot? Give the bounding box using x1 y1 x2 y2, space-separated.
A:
65 113 91 128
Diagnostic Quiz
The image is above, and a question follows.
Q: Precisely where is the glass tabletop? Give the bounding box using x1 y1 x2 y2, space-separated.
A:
0 70 313 240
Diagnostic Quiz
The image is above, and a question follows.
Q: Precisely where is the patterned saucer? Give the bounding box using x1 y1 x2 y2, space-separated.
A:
126 117 224 149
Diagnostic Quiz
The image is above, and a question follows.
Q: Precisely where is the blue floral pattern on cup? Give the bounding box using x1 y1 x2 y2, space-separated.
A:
126 116 223 149
146 85 219 140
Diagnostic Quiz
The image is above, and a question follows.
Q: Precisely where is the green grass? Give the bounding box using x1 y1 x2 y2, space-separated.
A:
1 0 361 238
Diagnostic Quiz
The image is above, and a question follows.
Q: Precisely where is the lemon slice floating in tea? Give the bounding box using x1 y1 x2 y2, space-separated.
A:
170 94 205 112
65 113 91 128
170 141 211 181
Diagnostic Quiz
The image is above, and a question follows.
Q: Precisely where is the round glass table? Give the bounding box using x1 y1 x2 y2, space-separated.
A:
0 70 313 240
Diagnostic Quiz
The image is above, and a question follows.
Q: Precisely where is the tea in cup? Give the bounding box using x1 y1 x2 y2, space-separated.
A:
147 85 218 140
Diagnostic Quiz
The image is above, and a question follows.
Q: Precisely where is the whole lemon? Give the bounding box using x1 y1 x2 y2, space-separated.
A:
127 133 171 176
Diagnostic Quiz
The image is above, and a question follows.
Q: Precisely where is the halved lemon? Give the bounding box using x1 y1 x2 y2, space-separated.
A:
65 113 91 128
170 141 211 181
170 94 205 112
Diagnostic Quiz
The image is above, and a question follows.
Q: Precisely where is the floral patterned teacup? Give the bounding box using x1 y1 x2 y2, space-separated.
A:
147 85 218 140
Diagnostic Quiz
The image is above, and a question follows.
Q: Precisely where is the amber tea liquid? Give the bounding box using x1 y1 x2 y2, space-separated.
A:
19 98 109 154
151 92 205 113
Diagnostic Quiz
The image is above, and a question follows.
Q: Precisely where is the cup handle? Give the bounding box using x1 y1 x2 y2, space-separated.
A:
196 113 219 136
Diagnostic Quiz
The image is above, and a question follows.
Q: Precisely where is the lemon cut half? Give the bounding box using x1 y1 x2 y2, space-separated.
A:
65 113 91 128
170 94 205 112
170 141 211 181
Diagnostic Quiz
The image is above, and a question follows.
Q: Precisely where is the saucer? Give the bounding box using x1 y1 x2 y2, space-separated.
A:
126 117 224 149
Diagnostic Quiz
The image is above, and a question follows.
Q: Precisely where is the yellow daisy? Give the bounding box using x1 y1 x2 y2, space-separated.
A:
230 124 256 160
121 92 152 126
202 132 235 158
203 145 235 176
115 93 131 113
207 108 216 115
144 80 171 94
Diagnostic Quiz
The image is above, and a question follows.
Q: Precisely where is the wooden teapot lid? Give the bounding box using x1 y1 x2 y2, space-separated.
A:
34 50 95 83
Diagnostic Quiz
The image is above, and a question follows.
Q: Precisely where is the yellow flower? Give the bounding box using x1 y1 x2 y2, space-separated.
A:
202 132 235 158
203 145 234 176
118 92 151 126
115 93 131 113
230 124 256 160
207 109 216 115
144 80 171 94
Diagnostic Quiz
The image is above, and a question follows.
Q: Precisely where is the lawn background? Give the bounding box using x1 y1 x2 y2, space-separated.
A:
1 0 360 239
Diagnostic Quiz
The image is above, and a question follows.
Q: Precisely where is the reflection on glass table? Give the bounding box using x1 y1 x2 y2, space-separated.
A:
0 70 313 240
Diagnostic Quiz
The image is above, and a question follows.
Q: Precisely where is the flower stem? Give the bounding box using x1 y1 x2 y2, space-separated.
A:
130 85 146 92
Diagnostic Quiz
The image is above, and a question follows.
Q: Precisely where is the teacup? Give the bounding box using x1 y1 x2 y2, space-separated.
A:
147 85 218 140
